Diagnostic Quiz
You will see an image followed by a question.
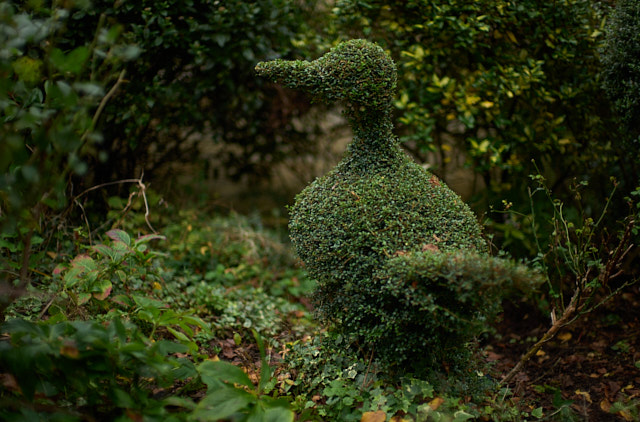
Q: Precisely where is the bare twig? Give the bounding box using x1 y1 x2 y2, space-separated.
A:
360 347 376 392
73 177 144 201
81 69 127 143
73 197 93 245
72 172 157 234
501 218 635 385
501 287 580 385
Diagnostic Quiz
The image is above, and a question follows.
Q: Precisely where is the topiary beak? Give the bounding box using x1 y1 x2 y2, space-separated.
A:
256 40 397 110
255 59 324 95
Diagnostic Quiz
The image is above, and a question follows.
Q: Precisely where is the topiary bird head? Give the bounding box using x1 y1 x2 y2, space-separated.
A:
255 39 397 114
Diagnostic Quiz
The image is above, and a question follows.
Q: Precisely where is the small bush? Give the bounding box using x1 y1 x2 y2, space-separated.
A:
370 251 540 370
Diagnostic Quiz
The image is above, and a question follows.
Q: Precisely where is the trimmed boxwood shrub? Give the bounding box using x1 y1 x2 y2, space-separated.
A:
257 40 540 372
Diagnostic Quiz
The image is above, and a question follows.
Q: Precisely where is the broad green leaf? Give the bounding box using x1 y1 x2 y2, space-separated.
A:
452 410 475 422
134 233 166 246
107 229 131 246
253 329 271 393
132 294 164 310
92 244 115 260
153 339 190 355
531 407 544 418
91 280 112 300
194 386 254 420
179 315 210 331
50 46 90 75
70 254 96 272
77 292 91 305
262 398 295 422
166 326 190 343
63 255 96 288
63 267 83 288
112 387 135 408
197 360 254 391
110 317 128 342
0 238 18 252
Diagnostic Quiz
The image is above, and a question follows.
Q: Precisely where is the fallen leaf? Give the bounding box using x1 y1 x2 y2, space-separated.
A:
618 409 634 421
428 397 444 411
1 373 19 391
558 332 572 342
361 411 386 422
125 409 143 422
60 342 79 359
536 349 546 356
600 399 611 413
574 390 592 403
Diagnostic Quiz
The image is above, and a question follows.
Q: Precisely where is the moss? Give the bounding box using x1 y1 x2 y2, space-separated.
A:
257 40 537 373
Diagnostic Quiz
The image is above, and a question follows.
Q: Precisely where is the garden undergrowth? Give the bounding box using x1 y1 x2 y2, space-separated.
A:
0 202 627 421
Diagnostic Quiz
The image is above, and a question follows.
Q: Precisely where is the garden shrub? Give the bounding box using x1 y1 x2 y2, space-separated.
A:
601 0 640 155
325 0 636 257
328 0 613 178
43 0 320 189
1 1 319 316
0 318 196 421
1 212 310 420
0 1 139 315
257 40 540 373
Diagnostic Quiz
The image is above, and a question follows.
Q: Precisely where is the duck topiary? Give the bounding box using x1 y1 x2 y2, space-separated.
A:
256 40 539 372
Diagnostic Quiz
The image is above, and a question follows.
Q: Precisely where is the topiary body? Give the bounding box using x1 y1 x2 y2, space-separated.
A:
256 40 536 372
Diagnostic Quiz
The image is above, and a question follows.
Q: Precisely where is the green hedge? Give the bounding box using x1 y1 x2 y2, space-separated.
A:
601 0 640 151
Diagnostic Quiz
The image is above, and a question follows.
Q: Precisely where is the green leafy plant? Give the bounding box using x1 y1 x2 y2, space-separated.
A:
0 318 196 421
284 334 541 421
193 330 294 422
0 0 140 316
55 228 211 350
59 229 165 307
47 0 320 191
609 398 640 422
601 0 640 153
327 0 621 195
121 294 210 354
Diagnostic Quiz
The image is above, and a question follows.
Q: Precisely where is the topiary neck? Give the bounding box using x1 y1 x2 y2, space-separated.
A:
342 107 402 171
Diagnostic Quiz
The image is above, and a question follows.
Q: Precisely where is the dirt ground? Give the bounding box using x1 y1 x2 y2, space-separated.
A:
489 284 640 421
